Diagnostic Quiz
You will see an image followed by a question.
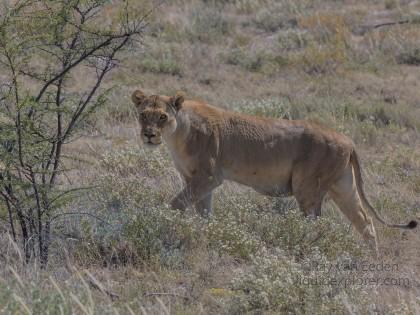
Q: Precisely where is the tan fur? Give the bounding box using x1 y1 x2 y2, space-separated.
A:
131 90 417 253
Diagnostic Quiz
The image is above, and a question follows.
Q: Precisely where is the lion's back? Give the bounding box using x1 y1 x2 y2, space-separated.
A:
182 100 354 164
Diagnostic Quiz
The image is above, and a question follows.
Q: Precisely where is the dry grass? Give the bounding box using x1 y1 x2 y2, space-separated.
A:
1 0 420 314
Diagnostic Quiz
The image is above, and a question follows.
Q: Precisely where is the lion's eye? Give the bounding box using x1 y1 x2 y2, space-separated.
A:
160 114 168 121
140 113 147 121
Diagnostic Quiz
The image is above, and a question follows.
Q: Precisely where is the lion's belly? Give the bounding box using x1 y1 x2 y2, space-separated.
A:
222 161 293 197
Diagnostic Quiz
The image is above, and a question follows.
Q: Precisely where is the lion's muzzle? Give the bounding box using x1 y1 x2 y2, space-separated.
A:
142 129 162 146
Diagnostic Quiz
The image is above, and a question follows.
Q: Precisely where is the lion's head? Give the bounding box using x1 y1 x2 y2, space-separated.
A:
131 90 185 147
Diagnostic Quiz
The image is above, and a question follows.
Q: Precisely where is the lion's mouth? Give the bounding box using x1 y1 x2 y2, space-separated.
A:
142 135 162 146
145 140 161 146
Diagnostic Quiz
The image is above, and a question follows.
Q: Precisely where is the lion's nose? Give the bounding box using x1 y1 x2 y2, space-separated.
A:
144 130 156 139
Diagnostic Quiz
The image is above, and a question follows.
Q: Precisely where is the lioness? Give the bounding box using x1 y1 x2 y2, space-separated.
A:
131 90 417 251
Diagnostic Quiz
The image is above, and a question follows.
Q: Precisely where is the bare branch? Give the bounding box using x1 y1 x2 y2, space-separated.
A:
34 31 142 105
51 211 113 227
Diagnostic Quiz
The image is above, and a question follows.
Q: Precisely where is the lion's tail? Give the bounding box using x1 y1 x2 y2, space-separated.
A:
350 149 417 229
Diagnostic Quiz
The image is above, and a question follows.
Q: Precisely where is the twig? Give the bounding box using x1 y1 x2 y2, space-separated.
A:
50 211 112 227
85 271 119 301
144 292 189 300
356 19 411 35
372 19 409 29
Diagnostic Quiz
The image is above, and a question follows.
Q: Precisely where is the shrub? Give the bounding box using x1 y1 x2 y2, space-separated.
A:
224 49 265 72
209 192 361 261
360 25 420 67
206 207 261 260
0 0 145 267
95 147 176 208
137 49 183 76
224 49 288 73
298 13 350 45
123 205 204 266
277 30 312 51
254 209 362 259
291 40 348 75
233 98 293 119
228 248 369 314
252 7 293 32
186 6 233 43
397 48 420 65
71 147 183 266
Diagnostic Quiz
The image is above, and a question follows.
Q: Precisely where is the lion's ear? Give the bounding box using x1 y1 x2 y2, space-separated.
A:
171 91 185 112
131 90 146 107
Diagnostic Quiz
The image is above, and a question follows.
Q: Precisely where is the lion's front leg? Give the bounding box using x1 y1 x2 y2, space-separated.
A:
170 175 221 215
195 192 213 217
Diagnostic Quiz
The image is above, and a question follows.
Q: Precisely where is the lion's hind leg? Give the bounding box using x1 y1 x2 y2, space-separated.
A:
329 164 378 255
294 193 325 219
291 169 326 219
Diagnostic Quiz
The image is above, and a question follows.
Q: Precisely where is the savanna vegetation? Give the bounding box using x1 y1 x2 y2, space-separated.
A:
0 0 419 314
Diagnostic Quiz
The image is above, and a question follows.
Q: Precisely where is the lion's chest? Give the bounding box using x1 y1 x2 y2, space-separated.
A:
169 149 196 179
